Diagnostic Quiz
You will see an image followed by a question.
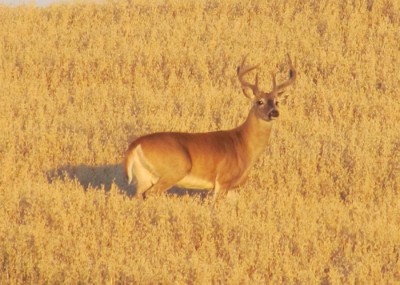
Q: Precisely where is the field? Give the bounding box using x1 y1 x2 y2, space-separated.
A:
0 0 399 283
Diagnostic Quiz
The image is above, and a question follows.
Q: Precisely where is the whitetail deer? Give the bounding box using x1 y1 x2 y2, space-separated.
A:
124 55 296 202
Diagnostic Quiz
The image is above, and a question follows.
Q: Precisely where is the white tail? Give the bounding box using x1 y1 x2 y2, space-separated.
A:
124 55 296 202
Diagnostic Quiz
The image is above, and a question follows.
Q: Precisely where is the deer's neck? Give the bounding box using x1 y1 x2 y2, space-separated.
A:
236 108 273 163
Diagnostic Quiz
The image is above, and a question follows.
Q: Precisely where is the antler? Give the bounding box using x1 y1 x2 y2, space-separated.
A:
237 56 260 98
270 54 297 95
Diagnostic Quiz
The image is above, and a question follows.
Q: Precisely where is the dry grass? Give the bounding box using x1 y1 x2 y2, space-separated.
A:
1 0 400 283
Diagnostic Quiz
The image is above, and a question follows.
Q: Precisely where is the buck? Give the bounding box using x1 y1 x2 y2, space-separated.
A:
124 55 296 202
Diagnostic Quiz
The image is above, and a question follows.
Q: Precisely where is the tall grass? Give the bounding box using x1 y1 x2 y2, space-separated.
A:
0 0 399 283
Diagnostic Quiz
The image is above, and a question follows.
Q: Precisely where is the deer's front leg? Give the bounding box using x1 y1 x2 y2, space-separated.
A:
212 179 230 206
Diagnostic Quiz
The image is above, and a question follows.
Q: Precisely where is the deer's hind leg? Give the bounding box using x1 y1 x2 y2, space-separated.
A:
141 164 192 198
136 141 192 198
142 176 182 198
131 145 160 199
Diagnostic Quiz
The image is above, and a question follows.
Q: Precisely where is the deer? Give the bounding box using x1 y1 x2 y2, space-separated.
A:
124 55 296 203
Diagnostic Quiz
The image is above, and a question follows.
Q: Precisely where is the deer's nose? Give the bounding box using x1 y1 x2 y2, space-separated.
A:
270 109 279 118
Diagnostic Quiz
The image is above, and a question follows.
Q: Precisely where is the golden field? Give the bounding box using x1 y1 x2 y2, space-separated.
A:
0 0 399 283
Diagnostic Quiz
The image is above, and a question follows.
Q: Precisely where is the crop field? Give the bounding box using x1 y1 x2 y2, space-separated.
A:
0 0 399 283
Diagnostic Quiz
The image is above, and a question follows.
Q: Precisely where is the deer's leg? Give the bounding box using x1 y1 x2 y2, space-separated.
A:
139 143 193 198
145 162 192 197
135 179 154 199
143 175 185 198
212 180 229 205
131 153 159 199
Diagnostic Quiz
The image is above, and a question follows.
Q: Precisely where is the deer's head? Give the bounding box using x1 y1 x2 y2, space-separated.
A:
237 55 296 121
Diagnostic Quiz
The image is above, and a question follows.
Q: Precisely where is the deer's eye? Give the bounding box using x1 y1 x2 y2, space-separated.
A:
257 100 264 106
276 101 279 107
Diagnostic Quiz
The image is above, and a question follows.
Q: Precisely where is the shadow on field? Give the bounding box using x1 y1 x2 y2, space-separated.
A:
46 163 210 199
47 164 132 194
